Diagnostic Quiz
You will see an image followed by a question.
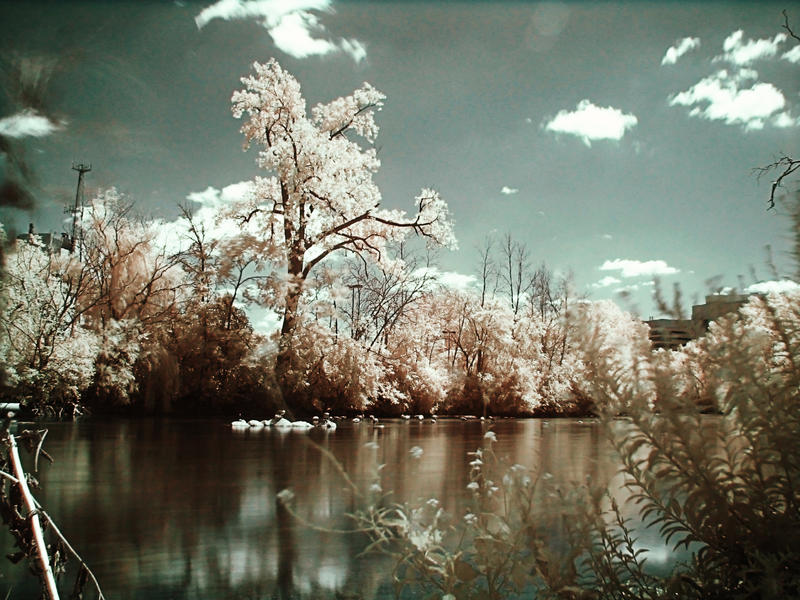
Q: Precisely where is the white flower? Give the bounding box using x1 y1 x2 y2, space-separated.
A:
409 446 424 459
370 482 382 493
463 513 478 526
469 458 483 467
484 431 497 442
467 481 480 491
277 488 295 503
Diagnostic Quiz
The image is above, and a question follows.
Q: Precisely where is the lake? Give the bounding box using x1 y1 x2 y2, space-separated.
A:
0 417 676 599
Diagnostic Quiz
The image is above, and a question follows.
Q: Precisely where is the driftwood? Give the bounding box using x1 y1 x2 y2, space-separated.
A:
1 428 106 599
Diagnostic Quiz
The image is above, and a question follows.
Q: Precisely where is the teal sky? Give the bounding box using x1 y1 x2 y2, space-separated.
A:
1 0 799 316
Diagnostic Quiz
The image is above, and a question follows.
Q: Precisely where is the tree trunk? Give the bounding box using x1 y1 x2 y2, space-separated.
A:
275 281 302 415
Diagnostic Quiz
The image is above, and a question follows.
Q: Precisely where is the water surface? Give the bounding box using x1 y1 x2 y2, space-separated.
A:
0 417 670 599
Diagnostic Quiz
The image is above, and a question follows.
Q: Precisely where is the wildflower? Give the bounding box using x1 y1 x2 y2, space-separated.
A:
467 481 479 491
463 513 478 526
276 488 295 503
370 482 382 493
409 446 424 459
484 430 497 442
427 498 440 508
469 458 483 467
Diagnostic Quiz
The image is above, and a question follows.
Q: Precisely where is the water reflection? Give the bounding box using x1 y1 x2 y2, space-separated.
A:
1 418 665 599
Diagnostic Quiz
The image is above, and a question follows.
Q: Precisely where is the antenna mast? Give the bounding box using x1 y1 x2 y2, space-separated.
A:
67 162 91 254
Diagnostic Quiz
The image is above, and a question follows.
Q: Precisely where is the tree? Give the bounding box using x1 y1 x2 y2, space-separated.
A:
227 59 456 408
0 239 99 416
77 189 186 407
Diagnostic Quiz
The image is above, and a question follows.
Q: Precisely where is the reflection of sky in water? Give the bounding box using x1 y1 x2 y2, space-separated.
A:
0 419 692 598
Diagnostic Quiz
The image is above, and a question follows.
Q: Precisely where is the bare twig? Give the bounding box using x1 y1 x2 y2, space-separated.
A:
783 9 800 42
754 156 800 210
39 510 106 600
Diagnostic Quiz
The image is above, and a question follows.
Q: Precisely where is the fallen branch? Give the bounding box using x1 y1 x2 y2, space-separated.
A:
6 432 60 600
1 429 106 599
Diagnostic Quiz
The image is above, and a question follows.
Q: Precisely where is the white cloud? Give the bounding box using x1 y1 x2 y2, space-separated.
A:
220 180 255 203
669 69 792 131
600 259 679 278
415 266 476 291
717 30 787 65
745 279 800 294
195 0 365 62
185 181 255 240
439 271 477 290
661 36 700 65
602 233 613 240
253 309 282 334
591 275 621 288
543 99 637 146
0 109 63 138
783 44 800 64
500 186 518 195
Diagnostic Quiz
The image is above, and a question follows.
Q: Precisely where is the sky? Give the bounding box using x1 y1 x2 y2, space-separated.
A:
1 0 799 318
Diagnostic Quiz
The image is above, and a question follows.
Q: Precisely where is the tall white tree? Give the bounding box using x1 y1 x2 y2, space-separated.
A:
227 59 456 402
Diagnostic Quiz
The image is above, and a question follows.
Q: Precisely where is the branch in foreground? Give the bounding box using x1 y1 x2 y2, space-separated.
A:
1 430 106 599
754 155 800 210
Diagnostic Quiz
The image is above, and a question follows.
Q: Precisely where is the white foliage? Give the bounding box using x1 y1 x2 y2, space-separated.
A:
0 241 98 412
226 59 456 295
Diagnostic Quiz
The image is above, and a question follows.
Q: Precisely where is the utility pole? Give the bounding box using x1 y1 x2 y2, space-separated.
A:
65 162 91 256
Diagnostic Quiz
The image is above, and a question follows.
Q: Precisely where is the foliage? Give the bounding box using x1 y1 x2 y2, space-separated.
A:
293 290 799 599
0 239 99 417
225 58 455 406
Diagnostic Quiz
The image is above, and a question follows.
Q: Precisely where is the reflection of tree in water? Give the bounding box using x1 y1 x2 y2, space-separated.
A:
1 419 632 599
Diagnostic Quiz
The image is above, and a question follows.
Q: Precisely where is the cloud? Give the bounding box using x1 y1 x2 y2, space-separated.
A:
669 69 793 131
0 109 63 138
661 36 700 65
439 271 477 290
543 99 637 146
717 30 787 65
602 233 613 240
415 266 476 291
187 181 254 207
591 275 621 288
184 181 255 240
600 259 679 278
783 44 800 64
195 0 366 62
745 279 800 294
500 186 518 195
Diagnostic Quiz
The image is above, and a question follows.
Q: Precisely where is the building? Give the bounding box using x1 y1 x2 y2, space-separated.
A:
691 293 752 332
646 293 755 350
646 318 698 350
15 223 71 254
